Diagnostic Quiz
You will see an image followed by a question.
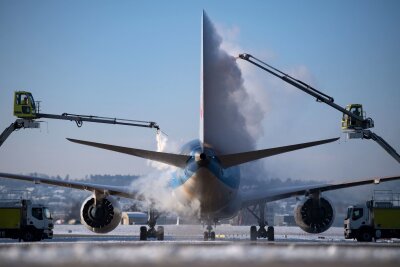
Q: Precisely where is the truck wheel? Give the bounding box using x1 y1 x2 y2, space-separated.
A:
357 230 373 242
375 230 382 240
22 231 35 242
34 232 43 241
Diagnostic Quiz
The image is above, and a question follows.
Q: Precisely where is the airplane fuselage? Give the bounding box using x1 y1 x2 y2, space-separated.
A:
171 140 242 222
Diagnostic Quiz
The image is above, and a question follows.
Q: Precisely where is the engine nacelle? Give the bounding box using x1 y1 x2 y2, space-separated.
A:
294 196 335 234
80 195 122 234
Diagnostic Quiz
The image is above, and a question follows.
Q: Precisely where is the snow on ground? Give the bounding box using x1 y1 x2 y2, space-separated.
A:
53 224 346 241
1 226 400 267
1 240 399 267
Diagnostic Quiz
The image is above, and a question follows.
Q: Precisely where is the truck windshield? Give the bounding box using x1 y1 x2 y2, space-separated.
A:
345 207 352 220
44 208 52 219
352 208 363 220
28 94 36 111
32 208 43 220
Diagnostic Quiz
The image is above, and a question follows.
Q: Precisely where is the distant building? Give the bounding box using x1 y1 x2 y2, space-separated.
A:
67 219 81 225
274 214 296 226
121 212 147 225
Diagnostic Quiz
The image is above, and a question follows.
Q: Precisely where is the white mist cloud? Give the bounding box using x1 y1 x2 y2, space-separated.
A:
202 14 270 183
129 131 200 218
128 15 323 214
203 14 267 154
215 20 325 182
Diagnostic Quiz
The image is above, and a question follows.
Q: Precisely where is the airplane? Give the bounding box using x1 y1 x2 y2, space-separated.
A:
1 12 399 241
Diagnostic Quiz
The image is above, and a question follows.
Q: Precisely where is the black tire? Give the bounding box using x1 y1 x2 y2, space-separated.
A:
210 231 216 241
156 226 164 241
203 231 209 241
250 226 257 241
357 229 373 242
22 231 35 242
267 226 274 241
258 227 267 238
140 226 147 241
33 230 44 241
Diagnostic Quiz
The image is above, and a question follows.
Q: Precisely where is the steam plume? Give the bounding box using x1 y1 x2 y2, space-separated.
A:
202 12 267 181
130 132 200 217
129 13 268 215
203 13 260 154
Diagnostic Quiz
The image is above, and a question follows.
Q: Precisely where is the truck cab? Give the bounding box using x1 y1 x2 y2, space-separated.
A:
0 199 53 241
344 203 372 241
344 191 400 242
13 91 37 119
341 104 364 130
27 202 54 240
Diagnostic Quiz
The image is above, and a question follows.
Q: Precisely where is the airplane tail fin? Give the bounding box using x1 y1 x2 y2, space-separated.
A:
67 138 191 169
218 137 339 168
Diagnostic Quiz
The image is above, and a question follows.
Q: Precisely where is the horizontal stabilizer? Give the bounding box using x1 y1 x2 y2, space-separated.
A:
67 138 191 169
219 137 339 168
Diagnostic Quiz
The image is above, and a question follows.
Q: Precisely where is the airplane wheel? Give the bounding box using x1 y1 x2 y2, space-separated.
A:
156 226 164 241
267 226 274 241
210 231 216 241
203 231 209 241
250 226 257 241
258 227 267 238
140 226 147 241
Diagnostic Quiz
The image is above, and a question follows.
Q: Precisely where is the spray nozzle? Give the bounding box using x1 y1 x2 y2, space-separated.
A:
238 53 251 60
156 129 168 137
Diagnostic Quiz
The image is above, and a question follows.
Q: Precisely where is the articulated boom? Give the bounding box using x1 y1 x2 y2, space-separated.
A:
238 53 400 164
0 91 161 148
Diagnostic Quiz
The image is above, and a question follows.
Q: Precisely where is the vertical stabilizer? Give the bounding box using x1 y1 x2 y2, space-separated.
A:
199 10 205 148
201 11 254 154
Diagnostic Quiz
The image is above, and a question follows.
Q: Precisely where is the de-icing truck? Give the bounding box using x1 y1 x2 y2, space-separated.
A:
344 191 400 242
0 199 53 241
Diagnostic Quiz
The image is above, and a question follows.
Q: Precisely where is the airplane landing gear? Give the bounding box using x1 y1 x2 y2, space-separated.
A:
140 208 164 241
248 202 274 241
203 220 216 241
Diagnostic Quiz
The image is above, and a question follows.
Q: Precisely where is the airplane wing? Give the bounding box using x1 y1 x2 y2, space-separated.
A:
0 172 144 200
241 175 400 207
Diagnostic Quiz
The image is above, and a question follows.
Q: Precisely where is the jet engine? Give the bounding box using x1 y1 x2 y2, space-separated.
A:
294 196 335 233
80 195 122 233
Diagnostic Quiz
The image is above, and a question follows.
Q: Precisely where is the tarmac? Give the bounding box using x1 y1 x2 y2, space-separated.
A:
0 225 399 267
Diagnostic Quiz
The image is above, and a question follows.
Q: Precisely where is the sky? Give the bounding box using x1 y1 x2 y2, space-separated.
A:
0 0 399 182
